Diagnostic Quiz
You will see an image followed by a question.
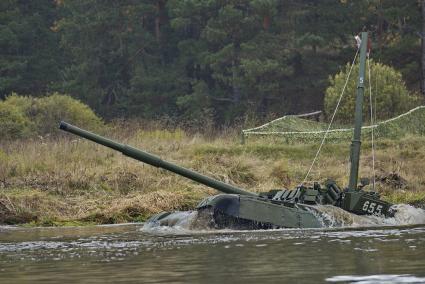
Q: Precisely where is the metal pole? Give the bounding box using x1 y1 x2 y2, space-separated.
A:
348 32 368 190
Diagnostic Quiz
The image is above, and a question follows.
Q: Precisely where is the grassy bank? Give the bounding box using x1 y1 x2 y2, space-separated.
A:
1 125 425 226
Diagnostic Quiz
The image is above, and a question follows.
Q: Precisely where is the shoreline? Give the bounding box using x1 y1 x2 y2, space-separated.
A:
1 132 425 227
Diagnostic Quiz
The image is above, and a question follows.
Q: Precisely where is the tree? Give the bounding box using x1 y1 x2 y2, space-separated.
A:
202 3 258 105
251 0 277 31
324 60 421 123
0 0 61 98
364 0 422 91
56 0 139 113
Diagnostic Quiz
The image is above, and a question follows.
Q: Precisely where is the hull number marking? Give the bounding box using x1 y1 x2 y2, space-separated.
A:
362 201 383 215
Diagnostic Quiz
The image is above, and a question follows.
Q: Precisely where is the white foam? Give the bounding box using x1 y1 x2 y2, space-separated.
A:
327 274 425 283
390 204 425 225
312 204 425 228
142 211 204 235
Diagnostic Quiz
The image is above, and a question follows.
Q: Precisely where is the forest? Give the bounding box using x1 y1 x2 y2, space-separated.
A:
1 0 424 127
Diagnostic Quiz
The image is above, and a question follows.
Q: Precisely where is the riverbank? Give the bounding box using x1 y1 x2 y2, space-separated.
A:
1 127 425 226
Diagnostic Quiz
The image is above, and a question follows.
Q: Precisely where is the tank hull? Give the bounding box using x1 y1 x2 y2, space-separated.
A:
147 194 323 229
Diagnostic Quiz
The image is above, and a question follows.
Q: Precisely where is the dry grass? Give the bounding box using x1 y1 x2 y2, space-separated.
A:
0 126 424 225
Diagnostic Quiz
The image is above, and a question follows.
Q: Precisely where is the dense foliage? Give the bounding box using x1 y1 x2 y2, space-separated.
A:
325 61 420 123
0 0 423 126
0 94 103 139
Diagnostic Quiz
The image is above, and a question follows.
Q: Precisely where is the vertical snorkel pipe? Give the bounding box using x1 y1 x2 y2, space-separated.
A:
348 32 369 191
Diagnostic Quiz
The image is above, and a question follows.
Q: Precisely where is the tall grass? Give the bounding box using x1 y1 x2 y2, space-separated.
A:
1 123 424 225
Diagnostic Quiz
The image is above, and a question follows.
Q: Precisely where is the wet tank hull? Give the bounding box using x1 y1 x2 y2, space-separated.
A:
147 194 323 230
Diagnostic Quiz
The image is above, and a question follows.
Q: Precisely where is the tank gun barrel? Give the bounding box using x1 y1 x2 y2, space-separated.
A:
59 121 257 197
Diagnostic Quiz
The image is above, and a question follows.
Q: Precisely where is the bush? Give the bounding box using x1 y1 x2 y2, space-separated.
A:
1 94 35 115
0 93 103 139
0 103 32 139
324 60 421 123
32 93 103 135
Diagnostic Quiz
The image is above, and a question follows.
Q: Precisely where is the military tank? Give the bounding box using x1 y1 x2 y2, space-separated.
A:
59 32 394 229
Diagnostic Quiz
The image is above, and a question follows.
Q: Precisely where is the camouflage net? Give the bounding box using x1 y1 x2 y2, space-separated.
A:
242 106 425 143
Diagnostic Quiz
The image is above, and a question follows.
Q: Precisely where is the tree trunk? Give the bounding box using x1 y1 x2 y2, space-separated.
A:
232 45 241 103
231 58 241 103
263 15 271 31
155 1 161 42
377 0 383 54
422 0 425 96
155 0 167 42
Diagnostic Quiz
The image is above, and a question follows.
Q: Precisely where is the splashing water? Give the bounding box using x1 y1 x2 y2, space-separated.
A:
326 274 425 283
390 204 425 224
143 204 425 233
309 204 425 228
142 209 219 234
142 211 199 234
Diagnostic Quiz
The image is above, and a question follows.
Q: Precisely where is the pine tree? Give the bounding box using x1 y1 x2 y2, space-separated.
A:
0 0 61 98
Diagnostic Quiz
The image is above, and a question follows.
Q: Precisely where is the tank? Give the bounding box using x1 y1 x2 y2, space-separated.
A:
59 32 394 229
58 123 393 230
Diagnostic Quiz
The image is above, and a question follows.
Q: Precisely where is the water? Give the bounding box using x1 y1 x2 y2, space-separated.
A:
1 205 425 283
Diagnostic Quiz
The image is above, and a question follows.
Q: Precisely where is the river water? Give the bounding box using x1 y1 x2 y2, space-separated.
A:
1 205 425 283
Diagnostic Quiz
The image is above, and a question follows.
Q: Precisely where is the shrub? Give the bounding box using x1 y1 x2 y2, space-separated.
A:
32 93 103 135
1 93 35 115
324 60 421 123
0 93 103 138
0 103 32 139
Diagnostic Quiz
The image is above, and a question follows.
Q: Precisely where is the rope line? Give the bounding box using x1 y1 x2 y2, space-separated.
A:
301 47 360 184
